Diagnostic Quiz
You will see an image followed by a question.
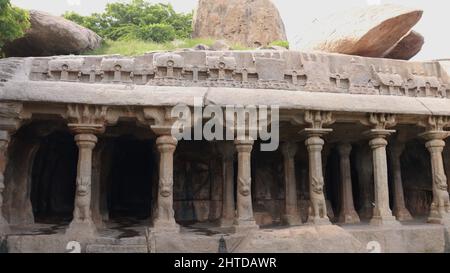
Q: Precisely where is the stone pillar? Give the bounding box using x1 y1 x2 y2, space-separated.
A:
420 131 450 224
153 135 179 232
218 142 235 227
322 145 335 221
66 104 108 238
281 142 301 225
0 131 11 235
233 137 258 232
337 143 360 224
66 133 98 237
305 129 332 225
365 129 399 226
388 141 413 221
91 141 106 228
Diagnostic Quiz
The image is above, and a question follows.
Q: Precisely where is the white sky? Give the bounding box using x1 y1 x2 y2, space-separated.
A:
10 0 450 60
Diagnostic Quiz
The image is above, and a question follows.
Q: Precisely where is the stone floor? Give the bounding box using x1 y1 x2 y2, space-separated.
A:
2 218 449 253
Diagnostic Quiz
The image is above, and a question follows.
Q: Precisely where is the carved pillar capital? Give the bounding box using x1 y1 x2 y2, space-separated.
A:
144 107 178 136
419 116 450 132
67 104 108 134
361 113 397 130
303 110 335 129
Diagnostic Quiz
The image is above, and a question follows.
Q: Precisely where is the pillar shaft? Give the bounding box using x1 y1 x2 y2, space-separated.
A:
233 138 258 231
337 143 360 224
366 130 399 226
305 132 330 225
219 142 235 227
153 135 179 232
67 133 98 237
388 142 413 221
423 136 450 224
0 131 11 234
281 142 301 225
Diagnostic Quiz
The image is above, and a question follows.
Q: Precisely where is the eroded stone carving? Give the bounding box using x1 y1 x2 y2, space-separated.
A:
337 143 360 224
23 50 450 100
153 135 179 232
233 137 258 232
217 142 235 227
363 113 399 226
66 104 108 238
419 116 450 224
0 131 10 234
388 141 413 221
301 111 334 225
281 142 301 225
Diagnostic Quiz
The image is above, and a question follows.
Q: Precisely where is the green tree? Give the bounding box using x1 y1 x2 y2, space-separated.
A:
64 0 192 43
0 0 30 50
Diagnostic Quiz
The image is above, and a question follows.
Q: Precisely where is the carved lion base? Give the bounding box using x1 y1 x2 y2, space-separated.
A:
428 211 450 226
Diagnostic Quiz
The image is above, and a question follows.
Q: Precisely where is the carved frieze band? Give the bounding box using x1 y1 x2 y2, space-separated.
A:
27 51 450 99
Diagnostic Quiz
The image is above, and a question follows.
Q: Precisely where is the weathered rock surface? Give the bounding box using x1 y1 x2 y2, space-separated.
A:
192 0 287 47
3 10 102 57
296 4 423 58
385 31 424 60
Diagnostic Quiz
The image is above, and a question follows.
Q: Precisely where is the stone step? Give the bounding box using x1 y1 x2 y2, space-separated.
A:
86 244 148 253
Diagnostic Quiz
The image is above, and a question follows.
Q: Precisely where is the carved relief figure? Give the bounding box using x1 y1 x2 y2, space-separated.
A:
431 173 450 214
73 176 92 222
309 176 327 219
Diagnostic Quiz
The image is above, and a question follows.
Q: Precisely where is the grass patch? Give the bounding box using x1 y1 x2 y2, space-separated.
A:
84 38 253 56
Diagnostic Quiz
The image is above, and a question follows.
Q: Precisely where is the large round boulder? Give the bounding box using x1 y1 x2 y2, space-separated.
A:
3 10 102 57
192 0 287 48
295 4 423 58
